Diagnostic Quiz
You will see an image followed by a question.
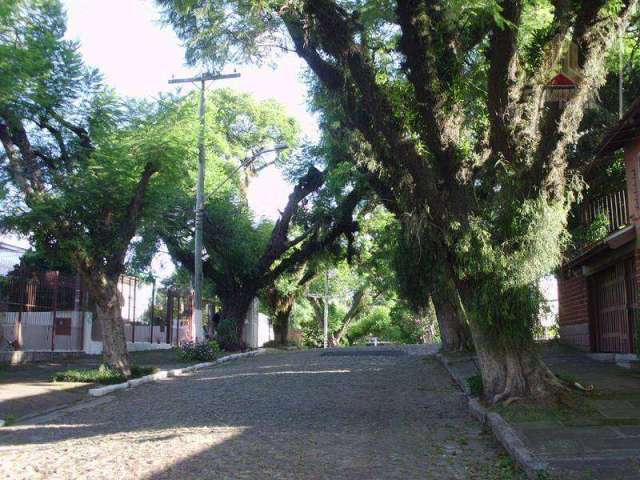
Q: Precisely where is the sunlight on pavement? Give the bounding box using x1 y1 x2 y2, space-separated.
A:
196 369 353 381
0 425 247 480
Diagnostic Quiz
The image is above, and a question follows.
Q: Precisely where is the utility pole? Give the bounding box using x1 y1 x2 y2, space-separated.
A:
168 72 240 342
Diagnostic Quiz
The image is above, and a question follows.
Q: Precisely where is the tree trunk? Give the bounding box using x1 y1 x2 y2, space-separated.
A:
272 308 291 346
467 317 565 404
414 302 438 344
432 282 472 352
458 283 566 404
89 275 131 376
220 292 255 340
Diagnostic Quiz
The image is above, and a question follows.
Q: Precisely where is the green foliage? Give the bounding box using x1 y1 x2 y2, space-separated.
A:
52 364 157 384
177 340 221 362
0 0 87 118
572 212 610 249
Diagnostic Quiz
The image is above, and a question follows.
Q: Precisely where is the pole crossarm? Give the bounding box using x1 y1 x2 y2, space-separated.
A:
168 72 241 85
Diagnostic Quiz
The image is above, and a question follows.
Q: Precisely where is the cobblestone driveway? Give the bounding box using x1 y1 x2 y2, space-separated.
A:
0 348 519 479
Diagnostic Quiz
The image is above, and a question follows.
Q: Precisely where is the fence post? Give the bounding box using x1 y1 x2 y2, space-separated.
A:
150 277 156 343
16 278 25 350
75 274 84 352
166 289 173 345
50 271 59 351
132 277 136 343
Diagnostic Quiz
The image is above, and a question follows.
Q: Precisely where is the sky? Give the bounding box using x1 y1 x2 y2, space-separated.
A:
62 0 318 221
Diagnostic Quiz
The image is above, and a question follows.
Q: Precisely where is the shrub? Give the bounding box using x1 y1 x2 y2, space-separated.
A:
262 339 300 349
52 364 157 384
177 340 221 362
216 318 246 352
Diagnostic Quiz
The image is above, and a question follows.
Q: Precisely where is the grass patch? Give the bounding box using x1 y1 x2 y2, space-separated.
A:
466 452 527 479
493 391 593 425
1 414 17 426
52 364 157 385
554 371 580 385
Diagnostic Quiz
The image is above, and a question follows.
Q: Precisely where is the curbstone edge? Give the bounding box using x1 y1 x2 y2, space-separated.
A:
435 352 548 480
88 349 266 398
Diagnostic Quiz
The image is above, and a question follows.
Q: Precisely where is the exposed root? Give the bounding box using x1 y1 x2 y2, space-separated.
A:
503 396 524 406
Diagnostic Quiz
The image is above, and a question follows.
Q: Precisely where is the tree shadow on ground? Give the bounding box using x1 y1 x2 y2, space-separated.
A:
0 351 516 479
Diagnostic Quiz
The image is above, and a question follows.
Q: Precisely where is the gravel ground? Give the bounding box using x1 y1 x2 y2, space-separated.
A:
0 347 521 479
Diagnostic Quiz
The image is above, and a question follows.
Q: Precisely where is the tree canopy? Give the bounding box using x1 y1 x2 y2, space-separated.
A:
158 0 638 403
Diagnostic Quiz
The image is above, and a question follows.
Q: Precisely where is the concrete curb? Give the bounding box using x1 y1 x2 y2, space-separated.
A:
435 353 548 480
88 348 265 397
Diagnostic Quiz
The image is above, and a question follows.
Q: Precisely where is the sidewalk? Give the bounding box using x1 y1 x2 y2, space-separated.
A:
0 350 193 422
442 343 640 479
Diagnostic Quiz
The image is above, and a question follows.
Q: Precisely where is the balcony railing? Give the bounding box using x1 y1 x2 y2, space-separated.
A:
580 189 630 235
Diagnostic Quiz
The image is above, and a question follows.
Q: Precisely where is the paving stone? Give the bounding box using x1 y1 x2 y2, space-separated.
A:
616 426 640 437
0 348 521 480
547 457 640 480
581 436 640 453
590 399 639 419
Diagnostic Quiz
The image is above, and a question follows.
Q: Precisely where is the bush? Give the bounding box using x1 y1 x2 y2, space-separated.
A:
216 318 246 352
177 340 221 362
262 339 300 349
52 364 157 385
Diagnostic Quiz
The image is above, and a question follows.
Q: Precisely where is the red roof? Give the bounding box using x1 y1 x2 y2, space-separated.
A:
549 73 575 86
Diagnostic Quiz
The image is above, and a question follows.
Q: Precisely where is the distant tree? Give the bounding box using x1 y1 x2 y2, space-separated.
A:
163 163 364 340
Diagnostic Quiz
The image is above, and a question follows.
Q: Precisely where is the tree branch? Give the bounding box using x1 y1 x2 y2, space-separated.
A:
255 166 325 274
0 115 44 195
486 0 522 166
263 185 363 286
111 162 158 271
533 0 638 197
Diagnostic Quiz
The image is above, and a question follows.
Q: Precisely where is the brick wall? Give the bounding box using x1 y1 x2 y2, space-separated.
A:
557 272 591 350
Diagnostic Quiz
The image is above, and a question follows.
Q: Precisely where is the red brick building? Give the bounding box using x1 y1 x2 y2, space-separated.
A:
558 99 640 353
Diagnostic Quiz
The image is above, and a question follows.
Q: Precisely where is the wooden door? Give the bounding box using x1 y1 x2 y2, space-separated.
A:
591 259 635 353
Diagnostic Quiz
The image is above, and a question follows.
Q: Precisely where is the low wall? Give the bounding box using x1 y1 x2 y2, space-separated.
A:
83 315 172 355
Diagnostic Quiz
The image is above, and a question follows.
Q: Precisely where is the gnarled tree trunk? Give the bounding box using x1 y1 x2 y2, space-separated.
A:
458 283 566 404
86 273 131 376
432 299 471 352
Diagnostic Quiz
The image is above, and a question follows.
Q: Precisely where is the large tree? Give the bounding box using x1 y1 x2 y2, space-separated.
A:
159 0 637 402
163 165 364 340
0 1 198 374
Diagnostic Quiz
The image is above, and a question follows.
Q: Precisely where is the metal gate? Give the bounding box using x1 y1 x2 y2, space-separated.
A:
590 257 637 353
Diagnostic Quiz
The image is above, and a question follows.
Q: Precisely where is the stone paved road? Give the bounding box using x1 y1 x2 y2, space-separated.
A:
0 347 521 479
